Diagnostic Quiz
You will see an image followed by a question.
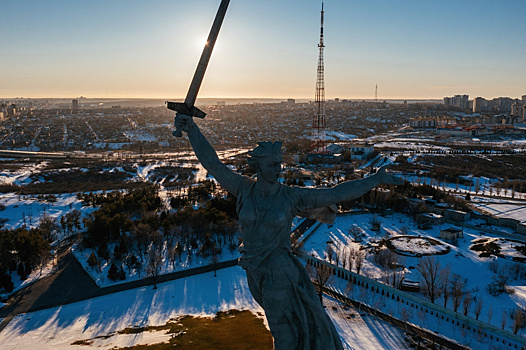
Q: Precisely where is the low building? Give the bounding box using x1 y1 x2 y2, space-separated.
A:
351 144 374 160
409 117 437 129
417 213 445 226
307 153 343 164
439 227 463 240
444 209 470 223
429 203 450 215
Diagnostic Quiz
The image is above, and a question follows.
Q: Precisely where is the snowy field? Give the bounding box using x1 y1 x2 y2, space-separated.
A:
302 213 526 347
0 192 94 231
0 266 408 350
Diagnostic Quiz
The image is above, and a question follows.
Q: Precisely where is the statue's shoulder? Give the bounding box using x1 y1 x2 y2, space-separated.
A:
236 176 256 196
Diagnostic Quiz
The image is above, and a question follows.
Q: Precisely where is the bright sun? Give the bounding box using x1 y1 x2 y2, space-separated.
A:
198 36 209 49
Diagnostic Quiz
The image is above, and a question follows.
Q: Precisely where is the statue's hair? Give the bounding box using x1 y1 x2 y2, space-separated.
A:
247 141 282 166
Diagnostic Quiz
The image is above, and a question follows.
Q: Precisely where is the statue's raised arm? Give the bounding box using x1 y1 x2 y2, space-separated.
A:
174 114 244 195
303 164 404 211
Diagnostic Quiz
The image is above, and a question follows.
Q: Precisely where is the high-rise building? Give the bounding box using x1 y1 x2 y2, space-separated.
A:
511 103 522 117
473 97 486 113
522 95 526 102
444 94 469 110
453 95 469 110
492 97 512 113
72 99 79 111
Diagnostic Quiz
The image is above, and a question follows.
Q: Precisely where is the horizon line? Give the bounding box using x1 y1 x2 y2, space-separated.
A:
1 96 461 101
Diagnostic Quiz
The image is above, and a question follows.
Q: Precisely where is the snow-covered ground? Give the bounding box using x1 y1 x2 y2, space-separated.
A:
0 192 94 231
0 266 408 350
302 212 526 346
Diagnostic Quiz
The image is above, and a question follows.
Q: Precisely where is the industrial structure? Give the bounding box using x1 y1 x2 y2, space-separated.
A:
311 2 327 154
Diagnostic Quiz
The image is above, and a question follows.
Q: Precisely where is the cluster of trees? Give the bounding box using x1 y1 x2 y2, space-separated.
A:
79 183 240 284
394 153 526 182
0 198 87 294
416 256 479 318
322 243 366 277
0 227 50 292
340 182 470 216
486 260 526 296
414 255 526 334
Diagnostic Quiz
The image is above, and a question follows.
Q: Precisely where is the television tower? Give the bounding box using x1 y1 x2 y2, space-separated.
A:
311 2 327 154
374 84 378 109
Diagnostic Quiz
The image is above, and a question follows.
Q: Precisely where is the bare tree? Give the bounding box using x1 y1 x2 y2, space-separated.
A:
398 225 410 236
400 308 412 331
147 234 163 289
462 292 472 316
355 250 365 275
513 308 524 334
417 309 427 328
325 244 334 264
333 248 340 267
39 214 60 243
348 248 356 271
307 263 333 305
348 225 365 242
369 215 381 233
132 222 152 262
440 264 451 308
450 274 466 312
210 246 220 277
345 279 354 298
341 247 348 271
417 256 443 304
487 304 493 325
167 245 177 269
473 298 483 320
375 248 401 287
488 259 499 274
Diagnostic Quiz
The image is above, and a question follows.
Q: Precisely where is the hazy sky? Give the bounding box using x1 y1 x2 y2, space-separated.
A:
2 0 526 100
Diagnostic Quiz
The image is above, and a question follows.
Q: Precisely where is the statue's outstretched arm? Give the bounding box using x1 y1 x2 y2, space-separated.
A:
175 114 243 195
308 166 403 208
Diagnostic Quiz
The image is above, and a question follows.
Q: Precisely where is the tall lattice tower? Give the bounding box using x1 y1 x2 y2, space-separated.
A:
374 84 378 109
311 2 327 154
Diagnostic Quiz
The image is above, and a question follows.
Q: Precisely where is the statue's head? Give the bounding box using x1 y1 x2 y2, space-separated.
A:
248 141 282 181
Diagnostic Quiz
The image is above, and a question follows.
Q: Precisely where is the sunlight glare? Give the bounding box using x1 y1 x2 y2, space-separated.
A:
198 36 209 50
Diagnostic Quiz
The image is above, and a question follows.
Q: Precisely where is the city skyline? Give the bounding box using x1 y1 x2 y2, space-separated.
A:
2 0 525 100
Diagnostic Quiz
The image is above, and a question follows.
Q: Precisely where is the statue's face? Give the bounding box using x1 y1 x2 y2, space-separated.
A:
257 155 282 183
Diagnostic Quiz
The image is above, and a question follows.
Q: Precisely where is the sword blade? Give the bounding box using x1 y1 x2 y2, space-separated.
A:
184 0 230 108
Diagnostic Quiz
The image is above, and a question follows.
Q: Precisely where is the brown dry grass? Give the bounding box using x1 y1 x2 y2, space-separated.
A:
72 310 272 350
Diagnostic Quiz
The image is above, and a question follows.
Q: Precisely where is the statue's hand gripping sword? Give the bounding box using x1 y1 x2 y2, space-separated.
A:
168 0 230 137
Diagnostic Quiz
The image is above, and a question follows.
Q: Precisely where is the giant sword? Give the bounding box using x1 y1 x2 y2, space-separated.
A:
168 0 230 137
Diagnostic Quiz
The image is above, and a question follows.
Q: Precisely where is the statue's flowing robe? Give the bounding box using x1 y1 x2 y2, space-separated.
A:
235 178 343 350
